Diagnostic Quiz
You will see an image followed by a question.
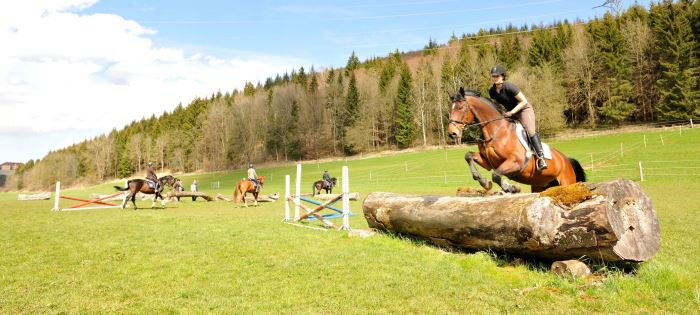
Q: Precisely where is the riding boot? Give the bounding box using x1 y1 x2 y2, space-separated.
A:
529 133 548 170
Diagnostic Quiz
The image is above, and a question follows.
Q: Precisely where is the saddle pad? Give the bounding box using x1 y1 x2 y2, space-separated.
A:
146 180 157 189
515 123 552 160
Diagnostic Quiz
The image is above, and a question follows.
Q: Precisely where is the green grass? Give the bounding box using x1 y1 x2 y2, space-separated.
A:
1 127 699 313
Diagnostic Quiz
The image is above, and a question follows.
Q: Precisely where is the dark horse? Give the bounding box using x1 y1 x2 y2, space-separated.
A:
447 87 586 193
114 175 176 209
312 177 337 196
233 176 265 207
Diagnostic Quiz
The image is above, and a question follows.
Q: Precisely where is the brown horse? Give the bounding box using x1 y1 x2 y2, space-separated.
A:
114 175 175 209
447 87 585 193
312 177 337 196
233 176 265 207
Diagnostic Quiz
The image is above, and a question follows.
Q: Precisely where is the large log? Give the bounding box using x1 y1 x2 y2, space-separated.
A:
363 179 660 262
165 191 214 201
18 192 51 201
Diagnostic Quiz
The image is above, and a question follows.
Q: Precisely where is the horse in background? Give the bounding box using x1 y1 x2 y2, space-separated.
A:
312 177 337 196
114 174 176 209
233 176 265 207
447 87 585 193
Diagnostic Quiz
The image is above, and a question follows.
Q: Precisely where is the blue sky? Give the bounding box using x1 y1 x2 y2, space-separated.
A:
85 0 628 68
0 0 649 163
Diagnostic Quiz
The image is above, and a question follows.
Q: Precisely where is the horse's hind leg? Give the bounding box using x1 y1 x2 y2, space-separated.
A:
465 152 492 190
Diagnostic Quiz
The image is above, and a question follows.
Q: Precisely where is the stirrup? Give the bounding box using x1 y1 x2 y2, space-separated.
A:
536 157 548 170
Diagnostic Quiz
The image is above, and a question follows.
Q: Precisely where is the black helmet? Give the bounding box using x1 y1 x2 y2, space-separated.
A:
490 64 507 78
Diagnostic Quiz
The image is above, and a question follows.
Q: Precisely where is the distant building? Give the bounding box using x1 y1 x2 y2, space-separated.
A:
0 162 23 187
0 162 23 172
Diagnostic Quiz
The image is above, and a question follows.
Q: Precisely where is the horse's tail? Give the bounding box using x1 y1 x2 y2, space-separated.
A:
114 180 131 191
569 158 586 182
233 182 240 202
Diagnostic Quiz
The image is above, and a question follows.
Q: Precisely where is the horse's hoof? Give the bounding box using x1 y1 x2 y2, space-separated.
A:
511 186 521 194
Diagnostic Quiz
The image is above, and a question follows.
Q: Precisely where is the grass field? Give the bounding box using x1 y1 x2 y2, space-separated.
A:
1 127 699 314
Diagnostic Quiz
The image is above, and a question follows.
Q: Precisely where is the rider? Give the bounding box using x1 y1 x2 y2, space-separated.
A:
145 162 160 191
322 170 332 188
488 64 548 170
247 164 259 192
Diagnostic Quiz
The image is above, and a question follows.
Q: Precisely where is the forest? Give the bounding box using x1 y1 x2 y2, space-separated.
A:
7 0 699 190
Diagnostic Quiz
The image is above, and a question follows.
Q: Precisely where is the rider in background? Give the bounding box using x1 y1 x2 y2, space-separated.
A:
145 162 160 191
247 164 259 192
488 64 548 170
323 170 332 187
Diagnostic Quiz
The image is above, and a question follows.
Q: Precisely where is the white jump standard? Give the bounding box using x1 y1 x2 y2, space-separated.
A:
283 164 352 230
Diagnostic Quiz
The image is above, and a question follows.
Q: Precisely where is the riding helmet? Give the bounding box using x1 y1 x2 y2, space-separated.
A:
490 64 507 78
249 163 253 168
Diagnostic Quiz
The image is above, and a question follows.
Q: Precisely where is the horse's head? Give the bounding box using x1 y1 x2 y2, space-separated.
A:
447 87 476 144
257 176 265 186
331 177 337 186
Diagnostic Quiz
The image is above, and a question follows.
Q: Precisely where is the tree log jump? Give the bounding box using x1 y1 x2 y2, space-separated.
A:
363 179 660 262
165 191 214 201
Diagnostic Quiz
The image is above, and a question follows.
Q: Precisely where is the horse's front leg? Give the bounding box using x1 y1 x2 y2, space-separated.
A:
159 193 166 209
465 151 493 191
253 192 259 206
492 160 523 194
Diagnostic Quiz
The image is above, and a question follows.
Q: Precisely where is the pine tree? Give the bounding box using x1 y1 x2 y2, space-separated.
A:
651 0 700 119
243 82 256 96
345 51 360 76
393 63 416 148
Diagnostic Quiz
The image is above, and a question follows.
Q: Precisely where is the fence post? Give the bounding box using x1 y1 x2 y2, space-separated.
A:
53 181 60 211
620 143 624 158
660 134 665 146
638 161 644 182
691 119 694 129
294 164 301 221
340 166 350 230
284 175 290 221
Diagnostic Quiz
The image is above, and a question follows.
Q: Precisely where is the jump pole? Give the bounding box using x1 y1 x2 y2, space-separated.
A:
294 163 301 221
341 165 350 230
53 181 125 211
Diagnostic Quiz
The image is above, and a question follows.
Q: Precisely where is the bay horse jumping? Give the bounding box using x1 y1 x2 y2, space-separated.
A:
114 175 176 209
312 177 337 196
233 176 265 207
447 87 585 193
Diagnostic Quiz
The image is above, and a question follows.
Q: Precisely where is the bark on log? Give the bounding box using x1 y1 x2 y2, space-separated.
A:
165 191 214 201
363 179 660 262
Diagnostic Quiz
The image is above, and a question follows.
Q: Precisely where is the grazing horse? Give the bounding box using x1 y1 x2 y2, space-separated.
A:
233 176 265 207
447 87 586 193
312 177 337 196
114 175 173 209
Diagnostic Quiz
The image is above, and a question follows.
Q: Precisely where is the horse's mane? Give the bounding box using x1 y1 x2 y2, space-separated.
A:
475 96 504 114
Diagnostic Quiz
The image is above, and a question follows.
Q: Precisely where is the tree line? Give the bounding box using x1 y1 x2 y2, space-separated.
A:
7 0 699 191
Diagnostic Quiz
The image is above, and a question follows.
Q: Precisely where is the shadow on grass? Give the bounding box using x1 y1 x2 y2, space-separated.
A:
384 231 642 275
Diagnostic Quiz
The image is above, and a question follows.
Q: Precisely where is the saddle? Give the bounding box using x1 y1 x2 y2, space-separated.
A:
146 179 158 189
514 122 552 163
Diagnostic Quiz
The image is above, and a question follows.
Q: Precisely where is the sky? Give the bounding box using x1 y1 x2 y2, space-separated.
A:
0 0 649 163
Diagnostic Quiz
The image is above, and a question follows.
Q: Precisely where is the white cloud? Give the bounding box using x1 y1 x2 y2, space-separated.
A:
0 0 307 161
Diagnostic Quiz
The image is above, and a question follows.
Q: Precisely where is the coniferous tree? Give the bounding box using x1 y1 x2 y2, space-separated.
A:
393 63 416 148
345 51 360 76
651 0 700 119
